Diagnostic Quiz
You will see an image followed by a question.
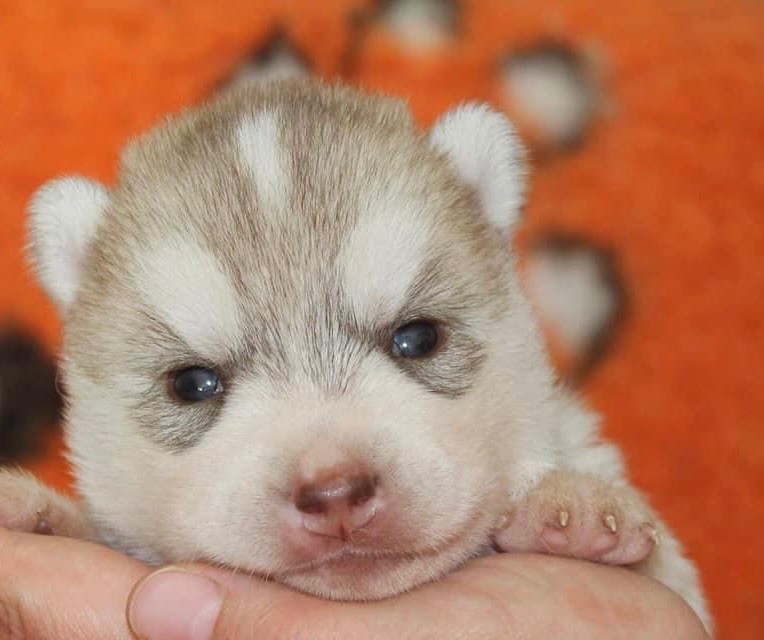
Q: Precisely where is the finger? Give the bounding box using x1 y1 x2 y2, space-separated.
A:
127 567 356 640
126 562 507 640
0 526 150 640
126 554 709 640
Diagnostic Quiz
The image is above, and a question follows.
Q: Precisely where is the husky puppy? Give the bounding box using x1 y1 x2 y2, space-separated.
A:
0 79 710 632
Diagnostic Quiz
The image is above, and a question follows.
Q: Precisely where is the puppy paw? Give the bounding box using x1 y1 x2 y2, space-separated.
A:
0 469 89 538
493 471 658 566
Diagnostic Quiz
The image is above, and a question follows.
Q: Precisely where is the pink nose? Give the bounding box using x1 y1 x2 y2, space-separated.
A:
294 472 379 540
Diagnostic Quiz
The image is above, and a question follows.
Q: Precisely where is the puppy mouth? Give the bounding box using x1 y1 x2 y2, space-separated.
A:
280 504 496 581
279 548 427 600
252 506 500 600
284 547 418 575
275 532 490 601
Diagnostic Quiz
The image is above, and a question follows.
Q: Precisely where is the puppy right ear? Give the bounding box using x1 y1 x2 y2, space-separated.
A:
429 104 527 235
27 177 110 311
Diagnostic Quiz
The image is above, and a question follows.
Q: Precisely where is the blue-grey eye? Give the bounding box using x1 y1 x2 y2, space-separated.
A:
392 321 439 358
172 367 223 402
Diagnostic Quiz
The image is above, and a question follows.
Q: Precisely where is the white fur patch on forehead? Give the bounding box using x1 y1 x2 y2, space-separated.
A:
236 110 290 212
340 199 433 320
136 237 242 358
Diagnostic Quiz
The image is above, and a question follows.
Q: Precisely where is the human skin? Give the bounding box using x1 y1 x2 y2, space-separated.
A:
0 526 708 640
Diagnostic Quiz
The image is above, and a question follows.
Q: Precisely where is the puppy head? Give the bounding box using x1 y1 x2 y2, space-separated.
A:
28 80 550 598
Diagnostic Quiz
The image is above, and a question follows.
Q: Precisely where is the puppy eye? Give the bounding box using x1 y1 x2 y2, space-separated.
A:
392 321 439 358
171 367 223 402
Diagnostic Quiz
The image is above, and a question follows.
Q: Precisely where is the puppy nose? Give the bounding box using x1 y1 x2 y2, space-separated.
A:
295 473 377 513
294 472 379 540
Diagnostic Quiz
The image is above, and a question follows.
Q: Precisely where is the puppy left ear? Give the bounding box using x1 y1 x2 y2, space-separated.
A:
429 104 527 234
27 177 110 311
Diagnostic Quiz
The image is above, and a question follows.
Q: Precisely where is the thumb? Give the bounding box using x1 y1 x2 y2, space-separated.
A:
126 566 373 640
127 568 224 640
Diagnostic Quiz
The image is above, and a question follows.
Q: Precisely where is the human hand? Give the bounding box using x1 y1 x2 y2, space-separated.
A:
0 526 708 639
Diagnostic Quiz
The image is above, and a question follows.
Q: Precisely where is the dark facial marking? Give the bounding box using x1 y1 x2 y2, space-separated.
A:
123 308 230 453
386 321 486 398
379 254 492 398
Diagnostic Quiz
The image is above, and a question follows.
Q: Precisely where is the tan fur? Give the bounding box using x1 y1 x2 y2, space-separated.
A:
7 78 711 633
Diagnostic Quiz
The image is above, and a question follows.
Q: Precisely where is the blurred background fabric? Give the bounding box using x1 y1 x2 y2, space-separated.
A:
1 1 762 637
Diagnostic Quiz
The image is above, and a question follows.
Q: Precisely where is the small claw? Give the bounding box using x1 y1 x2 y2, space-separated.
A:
603 514 617 534
557 509 569 528
33 518 54 535
33 508 55 535
643 523 661 546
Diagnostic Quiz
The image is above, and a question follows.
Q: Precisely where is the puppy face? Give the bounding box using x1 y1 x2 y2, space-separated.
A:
30 80 556 599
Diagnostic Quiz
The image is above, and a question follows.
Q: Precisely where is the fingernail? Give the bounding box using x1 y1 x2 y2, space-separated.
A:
128 568 223 640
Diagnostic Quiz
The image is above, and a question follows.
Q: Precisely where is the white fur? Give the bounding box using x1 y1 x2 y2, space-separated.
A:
237 111 289 213
340 198 433 320
27 177 110 310
64 363 171 563
136 237 242 359
430 104 526 233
